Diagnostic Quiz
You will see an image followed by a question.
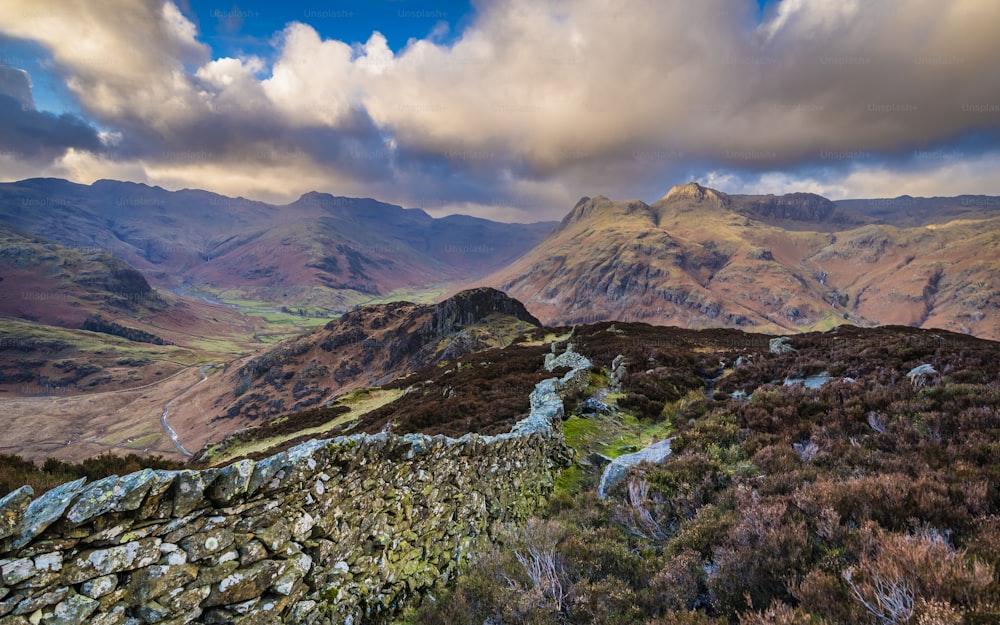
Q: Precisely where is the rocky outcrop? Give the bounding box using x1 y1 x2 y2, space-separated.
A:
220 288 541 424
423 287 541 335
0 366 574 624
597 439 673 499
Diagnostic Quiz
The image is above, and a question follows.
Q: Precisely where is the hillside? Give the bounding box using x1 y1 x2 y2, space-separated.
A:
162 288 543 457
484 183 1000 339
402 321 1000 625
3 299 999 623
0 222 167 329
0 178 555 312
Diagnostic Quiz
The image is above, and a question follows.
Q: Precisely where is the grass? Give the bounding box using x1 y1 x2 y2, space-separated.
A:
355 285 450 307
123 433 162 449
521 329 575 347
0 319 207 366
206 388 405 465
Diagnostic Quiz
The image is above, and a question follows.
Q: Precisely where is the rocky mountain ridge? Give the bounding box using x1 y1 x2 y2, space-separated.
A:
483 182 1000 339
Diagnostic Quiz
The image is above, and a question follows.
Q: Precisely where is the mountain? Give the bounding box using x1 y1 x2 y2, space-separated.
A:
836 194 1000 227
0 222 304 354
163 288 543 454
484 182 1000 339
0 222 166 329
0 178 556 311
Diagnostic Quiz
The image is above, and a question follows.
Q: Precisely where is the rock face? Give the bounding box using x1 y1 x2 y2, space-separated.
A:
424 287 541 335
0 366 573 625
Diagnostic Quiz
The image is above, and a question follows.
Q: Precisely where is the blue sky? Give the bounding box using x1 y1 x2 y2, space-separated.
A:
187 1 476 55
0 0 997 221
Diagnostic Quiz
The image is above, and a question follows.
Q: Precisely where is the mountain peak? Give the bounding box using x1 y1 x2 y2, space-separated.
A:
660 182 728 204
430 287 541 333
558 196 653 231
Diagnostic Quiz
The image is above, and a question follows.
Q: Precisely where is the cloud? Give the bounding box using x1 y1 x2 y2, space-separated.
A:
0 0 997 219
0 64 33 108
0 63 104 163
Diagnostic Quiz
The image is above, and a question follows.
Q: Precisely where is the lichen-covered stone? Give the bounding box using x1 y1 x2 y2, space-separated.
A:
66 475 122 525
80 574 117 599
159 512 206 544
271 552 311 596
162 584 210 613
6 478 86 551
769 336 795 354
0 558 34 586
208 460 255 504
62 539 162 584
10 586 70 615
196 560 239 587
134 600 171 623
88 605 127 625
49 592 99 624
203 560 285 607
127 564 197 603
256 521 290 554
137 472 180 520
597 439 673 498
172 471 219 518
289 513 314 542
65 470 159 526
0 488 33 542
31 552 60 575
238 540 267 567
178 528 234 561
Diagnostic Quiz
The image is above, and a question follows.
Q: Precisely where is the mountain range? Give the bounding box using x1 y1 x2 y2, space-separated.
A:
0 174 998 462
483 183 1000 339
3 178 999 341
0 178 555 313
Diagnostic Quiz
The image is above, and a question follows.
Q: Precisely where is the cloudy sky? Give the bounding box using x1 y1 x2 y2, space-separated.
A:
0 0 998 221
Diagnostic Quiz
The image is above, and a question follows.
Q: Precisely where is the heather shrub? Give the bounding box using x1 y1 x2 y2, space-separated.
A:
737 601 821 625
404 324 1000 625
707 493 814 615
790 569 858 624
649 548 708 612
0 452 184 497
843 526 993 624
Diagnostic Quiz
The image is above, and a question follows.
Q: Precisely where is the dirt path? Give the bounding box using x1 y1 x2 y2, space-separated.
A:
0 365 211 464
161 365 211 456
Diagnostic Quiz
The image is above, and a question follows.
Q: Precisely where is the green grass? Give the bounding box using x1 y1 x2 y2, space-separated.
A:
355 286 449 306
555 390 680 495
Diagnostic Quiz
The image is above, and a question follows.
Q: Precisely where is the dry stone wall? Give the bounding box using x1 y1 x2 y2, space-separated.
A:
0 350 588 625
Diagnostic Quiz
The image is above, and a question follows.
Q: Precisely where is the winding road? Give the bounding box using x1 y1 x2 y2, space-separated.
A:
161 364 211 457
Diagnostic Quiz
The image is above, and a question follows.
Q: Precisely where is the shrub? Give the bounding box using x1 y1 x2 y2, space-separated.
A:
707 493 814 616
843 526 993 624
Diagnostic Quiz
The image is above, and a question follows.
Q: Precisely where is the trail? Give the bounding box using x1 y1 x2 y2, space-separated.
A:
161 364 211 457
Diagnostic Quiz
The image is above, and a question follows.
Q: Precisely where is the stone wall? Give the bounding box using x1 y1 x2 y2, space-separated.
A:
0 351 587 625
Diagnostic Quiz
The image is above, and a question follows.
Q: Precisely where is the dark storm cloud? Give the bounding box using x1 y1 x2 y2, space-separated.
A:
0 65 103 163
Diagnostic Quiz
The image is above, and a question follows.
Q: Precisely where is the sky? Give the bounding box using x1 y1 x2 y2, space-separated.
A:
0 0 998 222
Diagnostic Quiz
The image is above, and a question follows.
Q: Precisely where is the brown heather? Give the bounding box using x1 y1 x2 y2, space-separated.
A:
405 322 1000 625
